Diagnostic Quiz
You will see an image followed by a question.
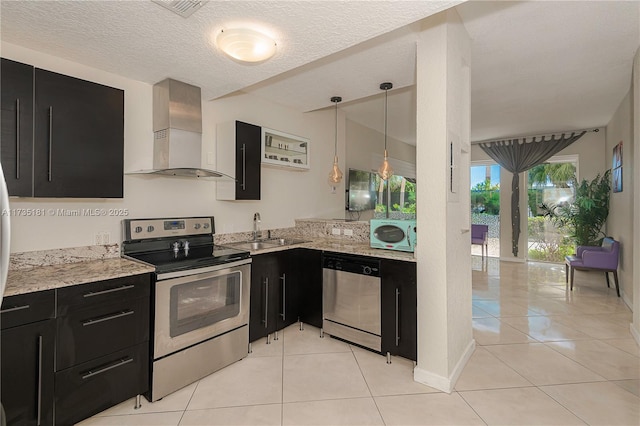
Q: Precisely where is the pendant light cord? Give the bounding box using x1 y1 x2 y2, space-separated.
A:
384 87 388 152
334 99 338 156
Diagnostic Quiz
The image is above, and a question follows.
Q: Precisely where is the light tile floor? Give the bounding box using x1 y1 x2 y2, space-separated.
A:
79 257 639 425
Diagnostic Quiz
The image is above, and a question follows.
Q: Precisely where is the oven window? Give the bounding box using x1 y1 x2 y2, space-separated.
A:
169 271 241 337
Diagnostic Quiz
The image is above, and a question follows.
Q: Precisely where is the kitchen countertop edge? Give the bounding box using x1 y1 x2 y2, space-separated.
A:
233 238 416 262
5 257 156 297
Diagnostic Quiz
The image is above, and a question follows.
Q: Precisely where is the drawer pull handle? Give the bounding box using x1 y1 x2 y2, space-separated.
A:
83 284 135 298
82 310 134 326
81 357 133 380
0 304 30 314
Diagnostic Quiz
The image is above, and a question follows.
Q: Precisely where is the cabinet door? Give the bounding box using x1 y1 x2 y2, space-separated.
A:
235 121 261 200
1 320 55 426
1 58 34 196
56 296 150 371
249 253 278 341
55 342 148 426
381 259 417 361
276 251 299 330
33 68 124 198
294 249 323 329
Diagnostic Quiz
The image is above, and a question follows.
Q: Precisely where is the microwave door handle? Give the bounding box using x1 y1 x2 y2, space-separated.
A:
407 226 412 249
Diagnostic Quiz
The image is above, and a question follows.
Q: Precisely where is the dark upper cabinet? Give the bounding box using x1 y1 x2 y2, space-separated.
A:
380 259 417 361
34 68 124 198
1 58 34 196
0 58 124 198
216 120 261 201
1 291 56 426
235 121 261 200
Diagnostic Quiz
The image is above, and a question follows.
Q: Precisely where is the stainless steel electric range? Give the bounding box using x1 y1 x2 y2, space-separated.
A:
122 216 251 402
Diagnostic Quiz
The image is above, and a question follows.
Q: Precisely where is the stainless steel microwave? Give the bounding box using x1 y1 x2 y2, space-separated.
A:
370 219 417 252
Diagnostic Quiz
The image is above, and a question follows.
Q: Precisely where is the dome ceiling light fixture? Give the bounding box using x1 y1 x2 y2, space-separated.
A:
216 28 277 64
328 96 344 190
377 82 394 181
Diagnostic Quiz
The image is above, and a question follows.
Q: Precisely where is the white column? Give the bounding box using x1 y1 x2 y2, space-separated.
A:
413 9 474 392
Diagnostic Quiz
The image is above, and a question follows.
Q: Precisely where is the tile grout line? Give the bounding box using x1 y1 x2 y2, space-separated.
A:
349 344 387 425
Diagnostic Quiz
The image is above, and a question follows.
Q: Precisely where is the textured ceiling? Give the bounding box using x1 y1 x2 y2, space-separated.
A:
1 1 638 145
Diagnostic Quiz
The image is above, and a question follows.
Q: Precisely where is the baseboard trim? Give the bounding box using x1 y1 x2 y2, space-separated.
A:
630 323 640 347
622 291 632 311
413 339 476 393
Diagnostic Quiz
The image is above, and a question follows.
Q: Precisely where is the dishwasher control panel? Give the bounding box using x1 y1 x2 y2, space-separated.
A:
322 253 380 277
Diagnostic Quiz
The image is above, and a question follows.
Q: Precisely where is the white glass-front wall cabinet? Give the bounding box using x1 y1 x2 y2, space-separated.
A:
261 127 310 170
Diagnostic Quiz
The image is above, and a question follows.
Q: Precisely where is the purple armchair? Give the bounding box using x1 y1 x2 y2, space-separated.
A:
565 237 620 296
471 224 489 259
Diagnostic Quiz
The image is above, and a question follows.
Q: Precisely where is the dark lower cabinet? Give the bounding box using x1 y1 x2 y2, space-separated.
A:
1 320 55 426
1 290 56 426
381 259 417 361
294 249 323 329
249 253 279 341
54 273 151 425
54 342 148 426
249 249 322 342
249 251 297 342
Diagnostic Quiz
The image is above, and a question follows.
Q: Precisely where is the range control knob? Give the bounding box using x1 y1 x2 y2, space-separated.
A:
362 266 372 275
194 223 201 230
134 226 143 234
203 223 210 229
147 225 155 233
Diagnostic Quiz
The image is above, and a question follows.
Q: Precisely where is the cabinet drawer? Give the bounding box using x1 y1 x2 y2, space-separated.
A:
57 273 150 313
1 290 55 330
55 342 149 426
56 296 150 371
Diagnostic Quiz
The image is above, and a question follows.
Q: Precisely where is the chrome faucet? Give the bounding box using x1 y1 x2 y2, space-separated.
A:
172 241 180 258
253 212 261 240
183 240 190 257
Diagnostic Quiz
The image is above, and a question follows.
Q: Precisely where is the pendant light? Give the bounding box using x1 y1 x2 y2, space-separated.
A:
328 96 344 186
377 82 394 181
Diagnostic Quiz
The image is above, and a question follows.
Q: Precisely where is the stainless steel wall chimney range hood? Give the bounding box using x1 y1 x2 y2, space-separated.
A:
129 78 234 179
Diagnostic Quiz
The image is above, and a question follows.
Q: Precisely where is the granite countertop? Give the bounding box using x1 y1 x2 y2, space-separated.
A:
5 257 155 297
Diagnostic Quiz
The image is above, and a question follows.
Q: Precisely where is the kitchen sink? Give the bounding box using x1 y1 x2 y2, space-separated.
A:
227 241 278 251
263 238 309 246
223 238 309 251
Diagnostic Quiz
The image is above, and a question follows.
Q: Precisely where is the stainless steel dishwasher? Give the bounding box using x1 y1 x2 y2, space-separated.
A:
322 253 381 351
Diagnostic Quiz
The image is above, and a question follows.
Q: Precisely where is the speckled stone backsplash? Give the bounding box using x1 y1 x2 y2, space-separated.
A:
292 219 370 242
10 244 120 270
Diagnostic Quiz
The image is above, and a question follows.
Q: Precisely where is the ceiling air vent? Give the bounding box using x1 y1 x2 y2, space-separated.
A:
152 0 207 18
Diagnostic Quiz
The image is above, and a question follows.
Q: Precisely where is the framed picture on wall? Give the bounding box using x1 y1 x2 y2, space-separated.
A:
612 141 623 193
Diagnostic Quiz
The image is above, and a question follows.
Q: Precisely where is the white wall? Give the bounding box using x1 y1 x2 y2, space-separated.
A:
606 91 634 306
471 130 607 260
346 119 416 173
2 42 345 252
414 8 473 392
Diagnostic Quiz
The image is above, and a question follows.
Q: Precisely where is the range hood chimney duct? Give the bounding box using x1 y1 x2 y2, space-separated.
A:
133 78 233 179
